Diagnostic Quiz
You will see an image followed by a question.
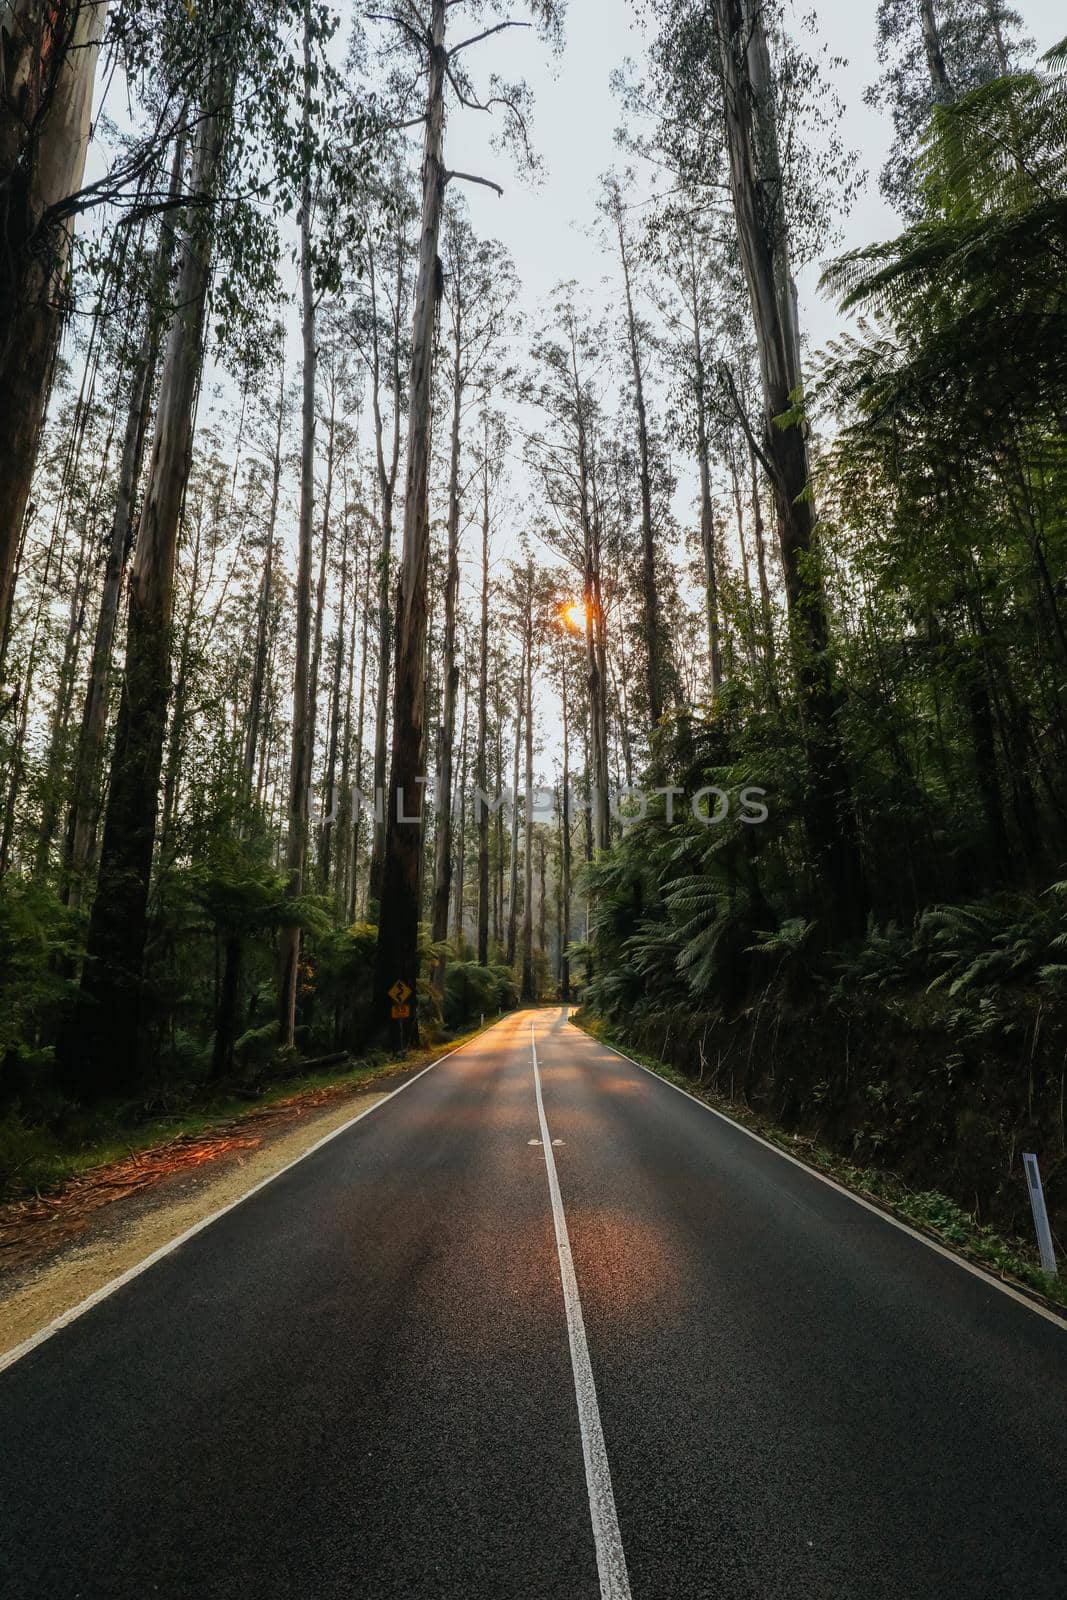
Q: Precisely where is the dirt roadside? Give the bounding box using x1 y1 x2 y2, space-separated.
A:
0 1074 400 1359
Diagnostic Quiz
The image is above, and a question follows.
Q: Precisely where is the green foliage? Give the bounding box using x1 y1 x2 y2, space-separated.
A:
443 962 518 1030
0 880 81 1062
917 891 1067 995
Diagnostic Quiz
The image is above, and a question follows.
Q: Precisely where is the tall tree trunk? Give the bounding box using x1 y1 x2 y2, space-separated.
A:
612 188 666 725
0 0 108 657
372 0 447 1039
475 450 491 966
430 303 463 987
242 363 285 786
749 439 776 674
77 58 229 1094
558 641 571 1001
335 494 361 921
493 715 504 946
62 142 183 909
571 336 610 852
320 509 349 889
304 396 335 817
521 585 535 1002
277 19 318 1049
34 499 94 876
506 652 524 969
451 655 469 950
537 828 547 977
728 443 759 669
158 507 203 862
920 0 953 94
715 0 865 934
688 230 723 699
366 228 405 908
351 525 373 920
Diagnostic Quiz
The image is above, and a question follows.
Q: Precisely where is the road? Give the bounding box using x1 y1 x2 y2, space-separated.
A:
2 1007 1066 1599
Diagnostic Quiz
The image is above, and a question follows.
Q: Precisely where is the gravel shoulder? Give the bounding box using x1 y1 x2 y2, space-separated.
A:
0 1078 395 1358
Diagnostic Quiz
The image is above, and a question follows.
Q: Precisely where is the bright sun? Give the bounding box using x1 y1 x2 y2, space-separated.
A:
563 601 588 631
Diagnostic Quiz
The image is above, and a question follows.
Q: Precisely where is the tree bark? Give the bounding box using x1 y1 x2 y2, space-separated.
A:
689 231 723 700
475 446 491 966
277 17 318 1049
62 143 184 909
715 0 865 934
320 507 349 889
612 186 666 726
506 649 524 969
558 645 571 1001
372 0 447 1040
242 364 285 787
351 522 373 920
920 0 953 94
366 222 406 908
0 0 108 656
570 335 610 852
452 654 470 950
78 57 229 1094
430 295 463 987
521 576 535 1002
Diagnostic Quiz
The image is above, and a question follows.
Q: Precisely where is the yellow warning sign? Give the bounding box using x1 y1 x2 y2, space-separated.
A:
388 980 412 1005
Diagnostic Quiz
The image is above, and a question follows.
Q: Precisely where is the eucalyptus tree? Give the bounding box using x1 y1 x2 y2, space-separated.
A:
644 0 865 933
474 409 508 966
599 173 674 728
430 206 518 986
345 151 416 907
647 204 727 698
516 559 537 1001
241 337 290 796
366 0 564 1036
77 0 348 1093
0 0 108 655
525 287 613 852
276 7 370 1049
59 145 188 911
866 0 1030 212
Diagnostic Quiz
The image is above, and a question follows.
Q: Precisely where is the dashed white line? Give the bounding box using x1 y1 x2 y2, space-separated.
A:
531 1021 632 1600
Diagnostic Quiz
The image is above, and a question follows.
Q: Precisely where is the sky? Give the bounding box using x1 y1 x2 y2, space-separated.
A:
444 0 1063 351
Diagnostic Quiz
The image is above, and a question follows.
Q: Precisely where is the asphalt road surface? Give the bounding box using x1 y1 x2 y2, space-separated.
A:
3 1007 1066 1599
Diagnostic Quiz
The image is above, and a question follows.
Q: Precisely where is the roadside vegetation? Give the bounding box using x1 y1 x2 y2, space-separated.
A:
0 1011 509 1201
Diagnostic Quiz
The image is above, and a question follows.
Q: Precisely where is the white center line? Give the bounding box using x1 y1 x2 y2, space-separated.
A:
531 1021 632 1600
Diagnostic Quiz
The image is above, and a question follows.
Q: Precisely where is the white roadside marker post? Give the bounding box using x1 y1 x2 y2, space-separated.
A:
1023 1152 1058 1277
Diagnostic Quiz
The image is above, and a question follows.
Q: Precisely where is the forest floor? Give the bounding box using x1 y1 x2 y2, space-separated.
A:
573 1014 1067 1317
0 1026 488 1358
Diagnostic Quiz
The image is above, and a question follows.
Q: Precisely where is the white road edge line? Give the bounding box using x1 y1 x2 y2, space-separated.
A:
531 1022 632 1600
0 1019 509 1376
571 1016 1067 1336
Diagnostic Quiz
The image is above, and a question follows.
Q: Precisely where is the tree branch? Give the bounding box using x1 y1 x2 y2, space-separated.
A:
366 11 428 51
449 20 532 57
718 362 780 489
444 169 504 197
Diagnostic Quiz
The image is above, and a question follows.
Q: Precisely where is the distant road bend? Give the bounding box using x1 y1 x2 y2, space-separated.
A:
2 1007 1066 1599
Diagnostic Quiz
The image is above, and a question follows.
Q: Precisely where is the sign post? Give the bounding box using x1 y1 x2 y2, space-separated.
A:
388 979 412 1031
1022 1152 1058 1277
